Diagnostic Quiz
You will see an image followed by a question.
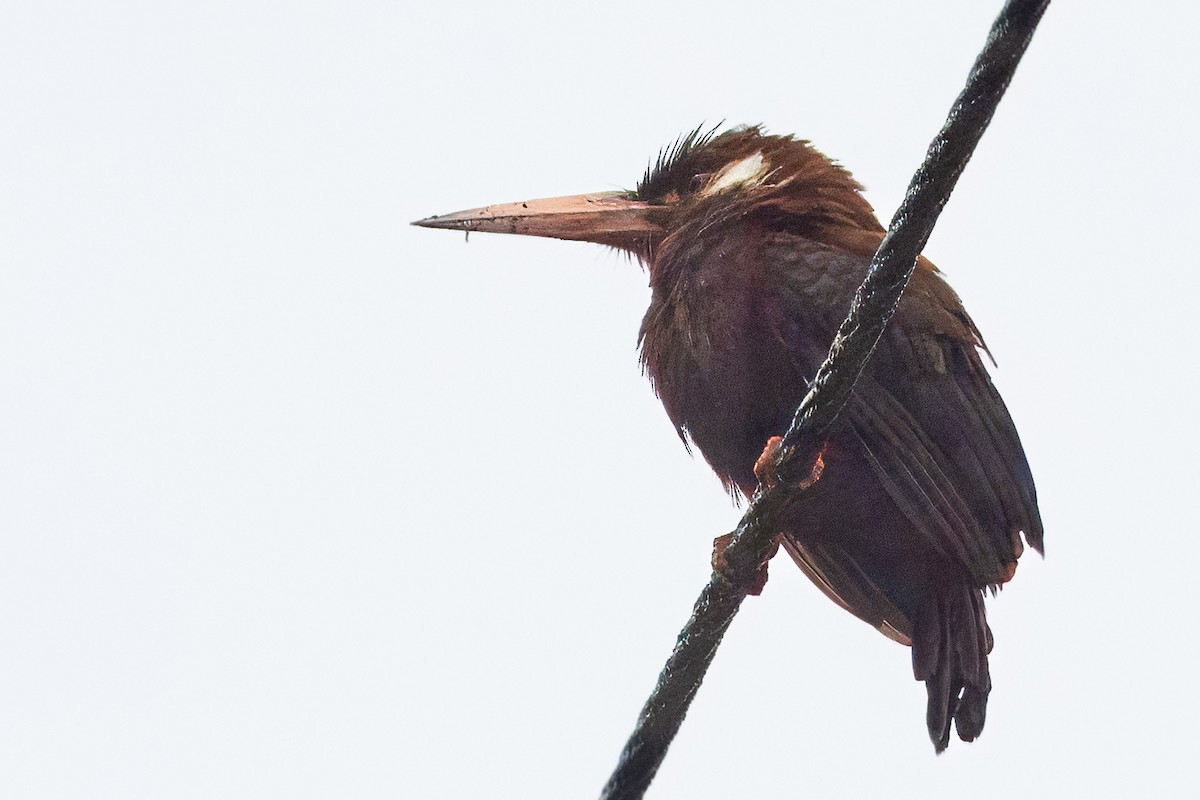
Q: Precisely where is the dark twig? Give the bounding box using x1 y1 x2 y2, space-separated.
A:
598 2 1050 798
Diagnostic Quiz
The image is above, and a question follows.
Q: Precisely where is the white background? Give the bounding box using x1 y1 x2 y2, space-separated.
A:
3 1 1197 798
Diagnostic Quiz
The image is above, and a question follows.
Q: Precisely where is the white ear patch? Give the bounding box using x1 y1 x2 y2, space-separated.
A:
701 151 770 197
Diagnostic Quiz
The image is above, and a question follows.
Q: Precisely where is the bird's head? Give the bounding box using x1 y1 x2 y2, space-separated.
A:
413 126 881 266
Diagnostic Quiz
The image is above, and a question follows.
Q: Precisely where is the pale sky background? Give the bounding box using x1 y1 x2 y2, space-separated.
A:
2 2 1198 798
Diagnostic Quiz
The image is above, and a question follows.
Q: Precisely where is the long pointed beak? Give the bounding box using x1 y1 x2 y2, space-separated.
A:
412 190 663 250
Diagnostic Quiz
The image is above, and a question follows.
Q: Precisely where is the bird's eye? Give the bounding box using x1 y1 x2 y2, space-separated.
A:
689 173 712 193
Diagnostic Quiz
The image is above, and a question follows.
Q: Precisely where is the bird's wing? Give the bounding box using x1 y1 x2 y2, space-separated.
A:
847 370 1023 588
852 267 1044 587
766 234 1041 592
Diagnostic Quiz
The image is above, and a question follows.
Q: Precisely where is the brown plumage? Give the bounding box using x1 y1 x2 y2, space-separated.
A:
414 126 1042 752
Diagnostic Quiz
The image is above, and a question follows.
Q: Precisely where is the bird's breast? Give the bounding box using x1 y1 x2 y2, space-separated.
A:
639 247 822 493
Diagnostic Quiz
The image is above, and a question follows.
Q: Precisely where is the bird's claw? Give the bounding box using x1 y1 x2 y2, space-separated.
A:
712 532 779 596
753 436 825 491
753 436 784 489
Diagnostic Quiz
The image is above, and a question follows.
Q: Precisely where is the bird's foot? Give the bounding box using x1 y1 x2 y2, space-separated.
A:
712 532 779 596
753 436 825 491
753 436 785 489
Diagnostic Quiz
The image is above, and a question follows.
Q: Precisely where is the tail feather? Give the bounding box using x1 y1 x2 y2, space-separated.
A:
913 588 993 753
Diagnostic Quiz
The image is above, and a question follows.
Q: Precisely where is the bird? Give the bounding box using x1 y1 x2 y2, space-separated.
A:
413 125 1042 753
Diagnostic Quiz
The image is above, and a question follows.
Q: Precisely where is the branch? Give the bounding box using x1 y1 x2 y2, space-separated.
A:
598 2 1050 798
